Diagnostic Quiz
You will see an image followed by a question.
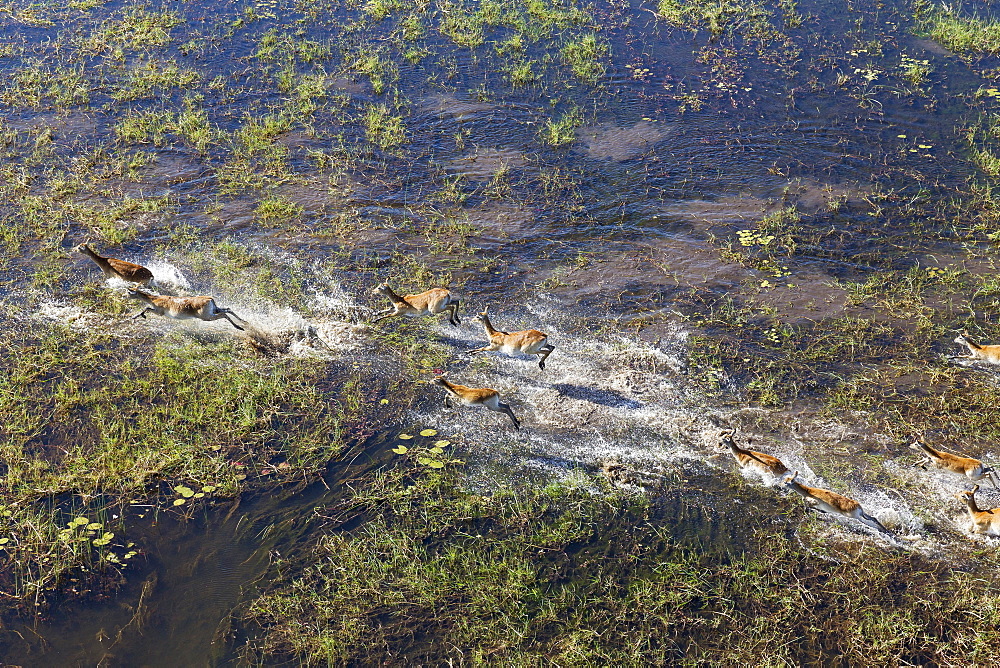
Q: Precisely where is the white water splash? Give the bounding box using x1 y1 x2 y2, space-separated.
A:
146 261 193 293
34 300 104 330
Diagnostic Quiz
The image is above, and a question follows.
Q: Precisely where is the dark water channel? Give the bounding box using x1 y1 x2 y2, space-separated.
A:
0 436 390 666
2 0 1000 663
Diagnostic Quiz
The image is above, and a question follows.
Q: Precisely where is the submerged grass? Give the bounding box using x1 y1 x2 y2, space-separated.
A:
240 462 1000 665
0 321 376 607
3 0 1000 660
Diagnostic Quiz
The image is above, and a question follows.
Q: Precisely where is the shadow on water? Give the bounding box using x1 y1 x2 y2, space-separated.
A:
0 435 394 667
551 382 643 410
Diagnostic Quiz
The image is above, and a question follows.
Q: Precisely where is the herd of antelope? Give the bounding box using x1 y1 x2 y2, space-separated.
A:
721 431 999 539
76 243 1000 541
74 243 549 430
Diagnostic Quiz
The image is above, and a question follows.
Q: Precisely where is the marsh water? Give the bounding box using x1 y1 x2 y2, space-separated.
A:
3 0 1000 663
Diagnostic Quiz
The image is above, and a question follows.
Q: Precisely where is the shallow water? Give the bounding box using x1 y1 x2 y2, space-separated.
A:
0 435 389 666
3 0 1000 662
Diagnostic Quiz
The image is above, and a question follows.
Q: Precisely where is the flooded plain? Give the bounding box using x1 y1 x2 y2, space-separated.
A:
2 0 1000 663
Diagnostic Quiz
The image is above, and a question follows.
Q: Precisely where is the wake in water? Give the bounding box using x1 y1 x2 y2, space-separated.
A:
27 252 1000 559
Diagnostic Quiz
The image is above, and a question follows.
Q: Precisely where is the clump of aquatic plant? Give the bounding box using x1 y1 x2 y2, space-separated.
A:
364 103 406 149
239 461 1000 665
657 0 769 37
560 33 607 82
255 196 304 228
900 54 932 86
540 107 582 147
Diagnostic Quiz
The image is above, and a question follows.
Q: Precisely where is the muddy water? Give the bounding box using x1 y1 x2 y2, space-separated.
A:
3 0 1000 662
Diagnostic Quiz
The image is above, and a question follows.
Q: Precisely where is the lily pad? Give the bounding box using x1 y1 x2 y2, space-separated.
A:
433 440 451 447
430 447 444 454
427 461 445 469
202 485 217 493
173 498 186 506
398 433 414 440
392 445 408 454
419 429 438 437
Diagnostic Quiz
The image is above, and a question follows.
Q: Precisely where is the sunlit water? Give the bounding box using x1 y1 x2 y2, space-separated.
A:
3 0 1000 662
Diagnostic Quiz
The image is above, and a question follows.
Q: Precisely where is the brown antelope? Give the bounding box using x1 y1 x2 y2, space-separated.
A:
469 306 555 369
431 375 519 429
956 485 1000 536
128 288 245 330
74 242 154 285
720 431 789 482
371 284 460 326
952 331 1000 364
910 438 997 488
785 472 892 535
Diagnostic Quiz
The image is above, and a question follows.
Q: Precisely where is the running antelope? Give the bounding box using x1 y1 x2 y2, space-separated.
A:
128 288 245 330
469 306 555 369
371 284 460 326
957 485 1000 536
431 375 520 429
910 438 997 488
952 331 1000 364
720 431 789 483
74 242 153 285
785 472 892 535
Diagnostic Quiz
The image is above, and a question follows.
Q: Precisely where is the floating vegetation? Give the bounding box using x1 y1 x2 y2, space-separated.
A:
900 54 932 86
240 464 1000 665
6 0 1000 662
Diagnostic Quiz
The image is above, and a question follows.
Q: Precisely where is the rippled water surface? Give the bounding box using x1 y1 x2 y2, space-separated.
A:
3 0 1000 663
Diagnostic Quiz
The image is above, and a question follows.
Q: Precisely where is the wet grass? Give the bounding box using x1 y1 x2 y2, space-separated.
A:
913 0 1000 57
0 320 394 609
239 460 1000 665
2 0 1000 659
678 254 1000 441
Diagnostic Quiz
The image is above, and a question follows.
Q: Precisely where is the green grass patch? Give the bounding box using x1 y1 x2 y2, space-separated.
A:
540 106 582 147
239 463 1000 665
111 59 201 102
657 0 769 37
0 323 358 605
560 32 607 82
913 1 1000 56
255 196 304 228
364 103 406 149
